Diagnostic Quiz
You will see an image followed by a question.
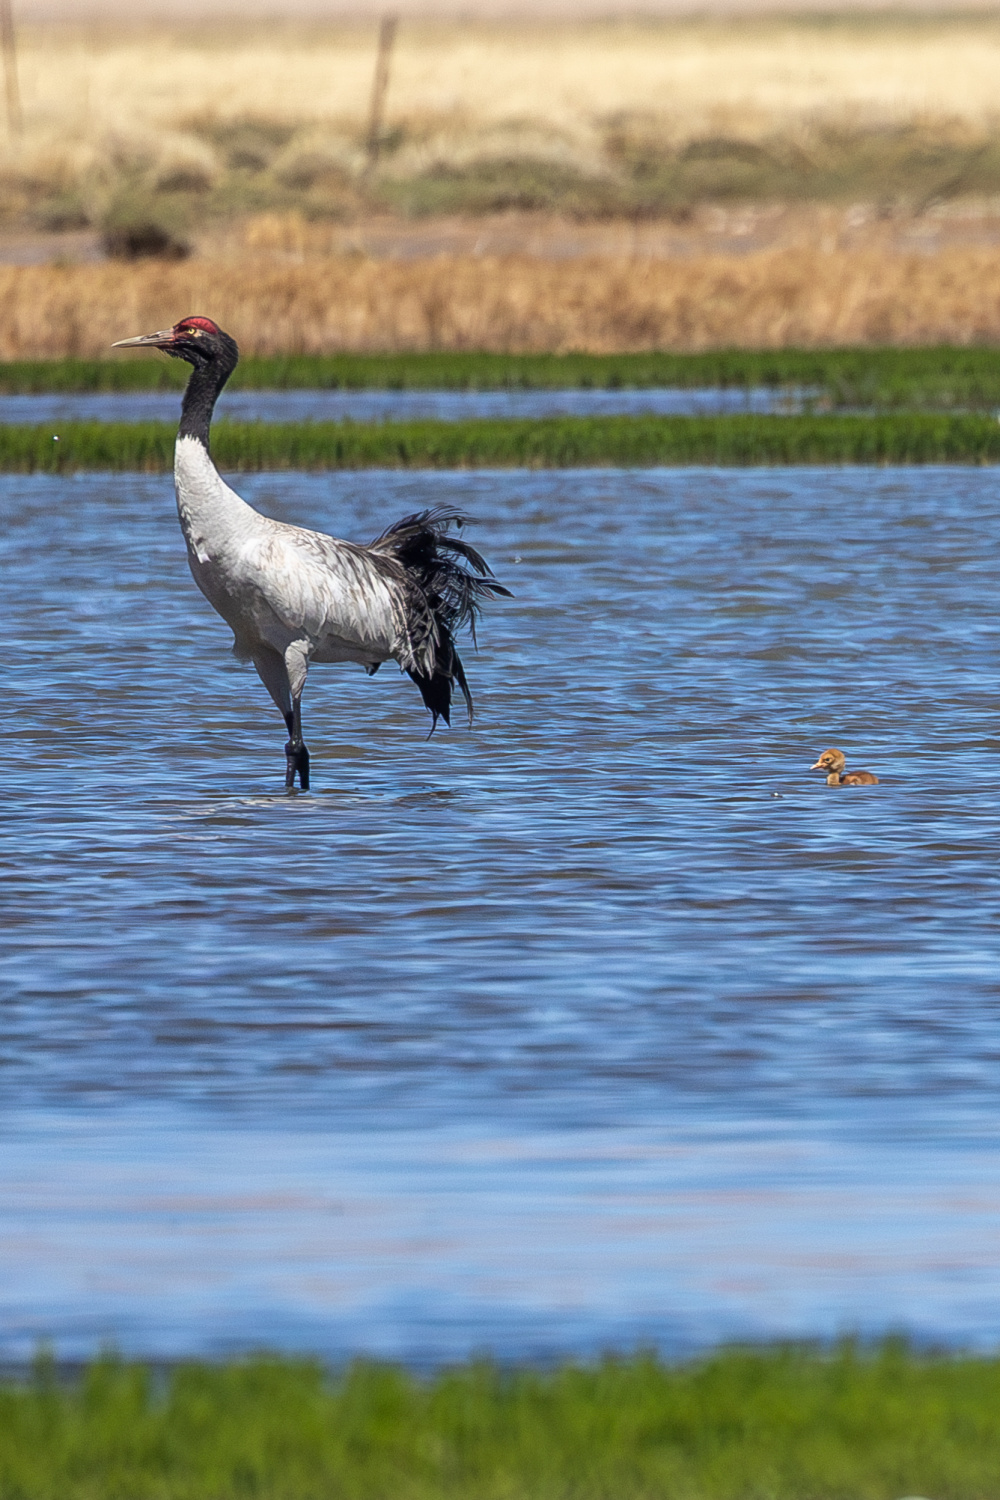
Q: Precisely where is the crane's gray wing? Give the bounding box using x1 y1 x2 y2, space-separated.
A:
243 523 404 655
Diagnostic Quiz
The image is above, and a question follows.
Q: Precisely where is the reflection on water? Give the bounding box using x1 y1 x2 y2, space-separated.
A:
3 466 1000 1360
0 386 805 426
5 1112 1000 1364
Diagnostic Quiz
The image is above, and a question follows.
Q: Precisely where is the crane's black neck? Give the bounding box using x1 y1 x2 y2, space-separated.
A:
178 346 238 448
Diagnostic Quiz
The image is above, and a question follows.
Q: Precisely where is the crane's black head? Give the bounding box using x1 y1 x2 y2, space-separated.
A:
114 317 239 444
112 316 239 374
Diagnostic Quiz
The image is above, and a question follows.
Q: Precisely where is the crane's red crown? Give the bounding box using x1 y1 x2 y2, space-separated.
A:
176 316 221 335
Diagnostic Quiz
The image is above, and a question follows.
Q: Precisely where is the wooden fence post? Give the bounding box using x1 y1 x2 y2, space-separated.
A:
0 0 21 138
364 15 398 177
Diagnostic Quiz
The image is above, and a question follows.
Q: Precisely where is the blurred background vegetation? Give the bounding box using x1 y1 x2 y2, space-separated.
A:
6 14 1000 247
3 14 1000 350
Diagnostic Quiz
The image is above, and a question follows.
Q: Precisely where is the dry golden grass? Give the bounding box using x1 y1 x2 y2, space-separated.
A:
8 244 1000 357
10 14 1000 215
8 16 1000 355
16 15 1000 145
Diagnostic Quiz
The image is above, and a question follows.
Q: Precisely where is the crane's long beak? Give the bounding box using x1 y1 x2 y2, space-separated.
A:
112 328 175 349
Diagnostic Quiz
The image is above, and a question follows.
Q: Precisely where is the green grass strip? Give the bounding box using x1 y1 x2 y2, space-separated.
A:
14 412 1000 469
0 350 802 393
3 346 1000 405
3 1343 1000 1499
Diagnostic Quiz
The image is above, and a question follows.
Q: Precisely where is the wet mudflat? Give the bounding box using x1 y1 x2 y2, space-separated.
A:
3 465 1000 1362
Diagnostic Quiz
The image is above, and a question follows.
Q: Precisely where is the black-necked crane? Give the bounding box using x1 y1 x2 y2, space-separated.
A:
113 316 510 790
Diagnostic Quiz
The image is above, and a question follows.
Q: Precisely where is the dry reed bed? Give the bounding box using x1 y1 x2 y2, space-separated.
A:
10 247 1000 357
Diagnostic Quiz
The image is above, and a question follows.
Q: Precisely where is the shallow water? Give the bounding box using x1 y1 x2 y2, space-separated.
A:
0 386 803 426
4 465 1000 1362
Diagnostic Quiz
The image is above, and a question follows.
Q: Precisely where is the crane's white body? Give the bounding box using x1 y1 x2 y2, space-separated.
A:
175 434 402 716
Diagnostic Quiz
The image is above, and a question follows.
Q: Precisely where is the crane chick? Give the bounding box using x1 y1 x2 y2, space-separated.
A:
810 748 879 786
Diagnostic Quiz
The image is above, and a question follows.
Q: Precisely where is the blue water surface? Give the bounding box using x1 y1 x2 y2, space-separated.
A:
3 464 1000 1362
0 385 803 426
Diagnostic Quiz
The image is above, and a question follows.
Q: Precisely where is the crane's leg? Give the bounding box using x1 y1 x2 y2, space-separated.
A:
252 645 307 792
284 696 310 792
283 641 311 792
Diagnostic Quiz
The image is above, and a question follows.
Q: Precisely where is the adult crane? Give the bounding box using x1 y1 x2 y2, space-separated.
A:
113 316 509 790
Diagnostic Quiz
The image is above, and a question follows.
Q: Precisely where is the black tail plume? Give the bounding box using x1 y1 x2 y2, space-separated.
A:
369 506 510 729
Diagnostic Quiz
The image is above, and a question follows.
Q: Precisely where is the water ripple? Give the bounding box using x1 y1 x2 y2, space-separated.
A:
3 465 1000 1355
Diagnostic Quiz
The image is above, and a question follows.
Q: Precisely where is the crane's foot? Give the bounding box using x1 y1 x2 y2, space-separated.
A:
284 738 310 791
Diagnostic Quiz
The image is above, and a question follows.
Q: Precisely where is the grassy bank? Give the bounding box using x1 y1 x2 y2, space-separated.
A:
2 348 999 406
2 1343 1000 1499
15 413 1000 470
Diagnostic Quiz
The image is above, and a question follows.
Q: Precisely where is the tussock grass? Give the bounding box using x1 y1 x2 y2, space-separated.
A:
17 413 1000 470
8 347 1000 408
379 120 1000 220
3 1342 1000 1499
11 248 1000 358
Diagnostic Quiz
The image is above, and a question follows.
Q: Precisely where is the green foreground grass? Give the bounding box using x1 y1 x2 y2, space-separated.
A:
3 1343 1000 1499
5 347 1000 407
15 413 1000 469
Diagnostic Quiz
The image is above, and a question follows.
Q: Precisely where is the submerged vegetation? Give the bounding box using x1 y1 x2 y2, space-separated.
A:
14 413 1000 470
2 1342 1000 1499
